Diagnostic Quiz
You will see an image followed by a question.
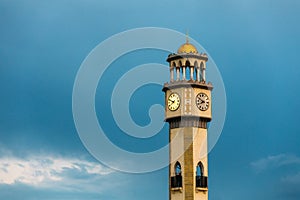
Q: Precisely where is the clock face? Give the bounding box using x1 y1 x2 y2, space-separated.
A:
168 93 180 111
196 93 209 111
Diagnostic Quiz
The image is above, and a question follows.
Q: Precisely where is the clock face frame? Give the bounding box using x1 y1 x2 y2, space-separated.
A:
168 92 180 111
196 93 209 111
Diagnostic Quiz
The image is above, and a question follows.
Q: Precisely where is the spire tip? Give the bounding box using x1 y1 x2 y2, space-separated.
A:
186 30 189 44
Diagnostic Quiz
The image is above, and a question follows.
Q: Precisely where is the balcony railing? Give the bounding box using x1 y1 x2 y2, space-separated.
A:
196 176 208 188
171 175 182 188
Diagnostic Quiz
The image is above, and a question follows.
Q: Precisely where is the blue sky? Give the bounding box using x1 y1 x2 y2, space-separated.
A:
1 0 300 199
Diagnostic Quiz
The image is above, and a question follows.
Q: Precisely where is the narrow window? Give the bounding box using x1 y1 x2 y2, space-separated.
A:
171 161 182 188
196 162 203 176
175 162 181 175
196 162 207 188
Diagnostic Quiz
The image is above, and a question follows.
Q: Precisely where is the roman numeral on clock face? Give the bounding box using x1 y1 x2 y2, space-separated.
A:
168 93 180 111
196 93 209 111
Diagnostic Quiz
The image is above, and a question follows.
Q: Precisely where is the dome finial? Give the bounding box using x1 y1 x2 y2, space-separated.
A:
186 30 189 44
177 30 198 54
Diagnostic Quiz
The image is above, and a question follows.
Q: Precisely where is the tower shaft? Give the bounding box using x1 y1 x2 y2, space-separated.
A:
164 39 212 200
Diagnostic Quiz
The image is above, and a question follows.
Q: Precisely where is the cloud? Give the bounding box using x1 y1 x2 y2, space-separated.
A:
250 154 300 173
250 154 300 199
282 171 300 184
0 154 114 191
278 171 300 200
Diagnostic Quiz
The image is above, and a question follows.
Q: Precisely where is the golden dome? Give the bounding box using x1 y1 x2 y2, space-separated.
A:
177 42 198 54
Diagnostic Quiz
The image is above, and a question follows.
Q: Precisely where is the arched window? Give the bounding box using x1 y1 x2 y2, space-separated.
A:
193 67 196 80
171 161 183 188
200 62 205 82
196 162 204 176
175 162 182 176
194 61 200 81
170 62 176 82
195 162 207 188
186 67 190 80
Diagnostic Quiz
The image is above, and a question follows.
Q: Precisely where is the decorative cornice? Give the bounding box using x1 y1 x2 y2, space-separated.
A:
167 116 210 129
167 53 208 62
162 81 213 92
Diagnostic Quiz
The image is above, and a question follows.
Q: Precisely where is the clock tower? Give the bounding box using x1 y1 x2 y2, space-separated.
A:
163 38 213 200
